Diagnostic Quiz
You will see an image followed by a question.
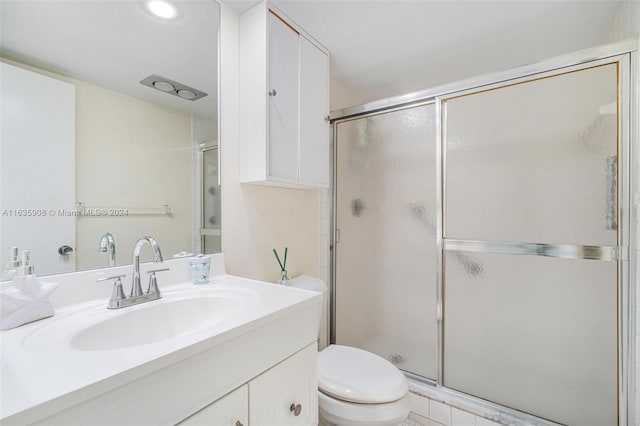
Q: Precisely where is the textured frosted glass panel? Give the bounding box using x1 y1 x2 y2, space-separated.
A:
444 64 618 246
202 148 220 254
203 148 220 231
335 104 437 379
443 251 617 425
203 235 221 254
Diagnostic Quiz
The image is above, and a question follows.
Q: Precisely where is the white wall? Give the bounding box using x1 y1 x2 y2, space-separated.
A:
606 1 640 43
219 4 319 284
74 82 192 270
330 76 366 111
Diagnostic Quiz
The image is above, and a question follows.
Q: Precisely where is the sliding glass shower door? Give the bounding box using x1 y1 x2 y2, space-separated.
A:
441 63 619 425
333 55 628 425
334 104 438 379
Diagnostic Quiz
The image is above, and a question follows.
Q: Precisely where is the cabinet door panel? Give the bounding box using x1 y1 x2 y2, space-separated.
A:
249 344 318 426
299 35 329 186
268 12 299 180
178 384 248 426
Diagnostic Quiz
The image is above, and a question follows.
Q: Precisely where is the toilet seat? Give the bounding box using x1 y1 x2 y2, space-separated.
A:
318 345 408 403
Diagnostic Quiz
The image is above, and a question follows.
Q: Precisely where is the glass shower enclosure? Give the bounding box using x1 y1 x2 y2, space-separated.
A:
333 53 632 425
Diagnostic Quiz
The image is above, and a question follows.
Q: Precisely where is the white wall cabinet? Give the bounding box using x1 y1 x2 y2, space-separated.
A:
178 344 317 426
240 2 330 189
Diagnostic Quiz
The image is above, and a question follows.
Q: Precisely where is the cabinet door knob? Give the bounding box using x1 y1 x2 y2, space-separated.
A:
235 421 244 426
290 403 302 416
268 89 277 96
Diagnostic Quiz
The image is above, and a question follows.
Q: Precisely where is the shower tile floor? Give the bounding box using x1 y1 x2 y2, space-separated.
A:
404 392 505 426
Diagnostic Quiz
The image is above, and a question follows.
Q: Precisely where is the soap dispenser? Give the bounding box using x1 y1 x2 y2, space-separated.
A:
2 246 21 280
17 249 34 276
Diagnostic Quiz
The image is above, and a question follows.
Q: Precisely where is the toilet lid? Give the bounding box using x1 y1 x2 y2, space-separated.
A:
318 345 408 404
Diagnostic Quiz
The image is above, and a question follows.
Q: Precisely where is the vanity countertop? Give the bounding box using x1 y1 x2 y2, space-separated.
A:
0 269 322 424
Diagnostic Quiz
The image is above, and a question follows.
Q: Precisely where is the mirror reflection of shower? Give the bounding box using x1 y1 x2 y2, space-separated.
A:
201 145 221 253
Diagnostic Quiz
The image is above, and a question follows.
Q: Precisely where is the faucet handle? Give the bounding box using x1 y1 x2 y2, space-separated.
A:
97 274 127 307
146 268 169 295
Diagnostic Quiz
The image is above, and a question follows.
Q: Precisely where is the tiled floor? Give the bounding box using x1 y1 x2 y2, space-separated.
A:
406 391 504 426
402 416 426 426
402 413 445 426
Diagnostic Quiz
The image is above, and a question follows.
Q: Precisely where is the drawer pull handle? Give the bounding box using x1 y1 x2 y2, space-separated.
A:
290 403 302 416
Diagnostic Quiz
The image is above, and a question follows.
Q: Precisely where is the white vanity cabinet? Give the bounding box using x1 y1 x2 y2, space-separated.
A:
249 343 318 425
0 270 323 426
178 344 317 426
179 385 248 426
240 2 330 188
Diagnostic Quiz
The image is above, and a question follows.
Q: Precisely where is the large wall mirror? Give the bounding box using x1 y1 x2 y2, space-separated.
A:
0 0 221 277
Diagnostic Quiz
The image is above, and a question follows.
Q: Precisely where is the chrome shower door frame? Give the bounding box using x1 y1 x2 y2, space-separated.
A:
330 40 638 425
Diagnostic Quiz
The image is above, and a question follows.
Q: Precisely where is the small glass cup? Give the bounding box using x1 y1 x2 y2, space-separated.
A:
189 257 211 285
278 270 290 285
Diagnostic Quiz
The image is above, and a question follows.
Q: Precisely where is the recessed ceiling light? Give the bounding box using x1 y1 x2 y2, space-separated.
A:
144 0 178 20
177 89 197 100
153 80 175 92
140 75 208 102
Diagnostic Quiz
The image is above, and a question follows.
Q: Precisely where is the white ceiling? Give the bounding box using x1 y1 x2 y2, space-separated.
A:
0 0 219 119
266 0 627 107
0 1 632 116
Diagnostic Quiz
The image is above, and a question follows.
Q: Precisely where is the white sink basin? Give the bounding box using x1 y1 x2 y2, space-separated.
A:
70 294 243 351
22 286 258 353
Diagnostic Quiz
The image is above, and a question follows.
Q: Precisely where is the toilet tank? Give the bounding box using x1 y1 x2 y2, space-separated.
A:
287 275 327 339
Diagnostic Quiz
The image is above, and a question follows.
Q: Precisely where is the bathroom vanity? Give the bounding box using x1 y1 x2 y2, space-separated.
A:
0 254 322 425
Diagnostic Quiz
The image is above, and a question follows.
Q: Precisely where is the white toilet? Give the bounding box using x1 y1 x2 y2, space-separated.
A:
288 276 410 426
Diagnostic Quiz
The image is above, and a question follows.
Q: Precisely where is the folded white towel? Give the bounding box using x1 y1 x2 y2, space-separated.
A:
0 275 58 330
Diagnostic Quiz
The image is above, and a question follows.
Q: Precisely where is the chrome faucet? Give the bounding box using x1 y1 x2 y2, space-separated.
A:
96 235 168 309
98 232 116 267
131 236 163 297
